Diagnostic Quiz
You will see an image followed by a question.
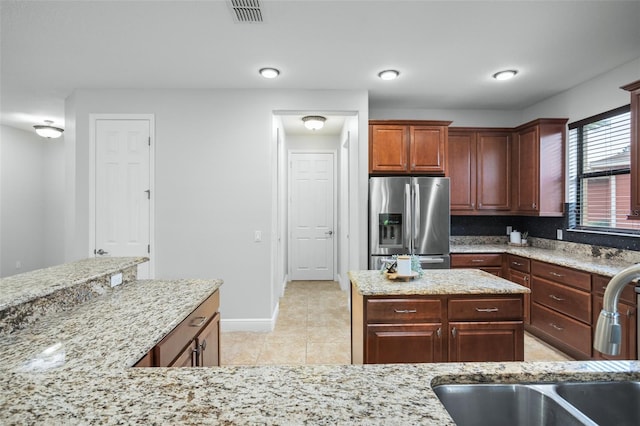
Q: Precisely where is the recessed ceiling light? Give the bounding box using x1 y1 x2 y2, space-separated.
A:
378 70 400 81
259 67 280 79
492 69 518 81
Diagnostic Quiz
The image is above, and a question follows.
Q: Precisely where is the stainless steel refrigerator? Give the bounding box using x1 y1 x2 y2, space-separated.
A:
369 176 450 270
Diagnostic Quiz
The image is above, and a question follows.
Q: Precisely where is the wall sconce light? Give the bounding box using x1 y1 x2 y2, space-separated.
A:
302 115 326 130
34 120 64 138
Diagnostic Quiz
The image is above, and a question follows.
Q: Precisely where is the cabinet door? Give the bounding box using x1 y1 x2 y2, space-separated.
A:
370 125 409 173
513 125 540 212
366 323 444 364
196 313 220 367
448 131 476 211
410 126 447 174
622 81 640 218
448 321 524 362
508 269 530 324
476 132 511 210
169 342 197 367
592 295 637 360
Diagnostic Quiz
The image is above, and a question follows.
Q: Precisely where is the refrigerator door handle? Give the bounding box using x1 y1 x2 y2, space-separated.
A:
413 181 420 250
404 183 411 250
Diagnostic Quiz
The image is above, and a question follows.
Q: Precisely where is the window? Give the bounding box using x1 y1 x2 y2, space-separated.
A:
568 105 637 233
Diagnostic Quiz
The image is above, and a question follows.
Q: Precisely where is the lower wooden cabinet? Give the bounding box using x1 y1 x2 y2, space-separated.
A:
448 321 524 362
352 285 524 364
451 253 504 277
135 290 220 367
366 323 444 363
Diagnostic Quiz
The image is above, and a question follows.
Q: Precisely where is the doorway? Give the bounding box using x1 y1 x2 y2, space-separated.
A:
90 115 155 278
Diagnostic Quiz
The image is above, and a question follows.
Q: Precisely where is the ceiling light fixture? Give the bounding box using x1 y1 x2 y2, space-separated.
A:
302 115 326 131
259 67 280 79
33 120 64 138
492 69 518 81
378 70 400 80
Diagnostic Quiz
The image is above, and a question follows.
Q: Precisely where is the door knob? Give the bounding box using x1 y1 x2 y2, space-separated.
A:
95 249 109 255
325 230 333 236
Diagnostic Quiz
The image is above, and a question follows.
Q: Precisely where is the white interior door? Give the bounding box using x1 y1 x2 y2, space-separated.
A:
95 119 151 278
289 152 335 280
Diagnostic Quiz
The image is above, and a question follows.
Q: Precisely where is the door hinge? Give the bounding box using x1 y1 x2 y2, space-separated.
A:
148 136 151 146
145 189 151 199
147 244 150 254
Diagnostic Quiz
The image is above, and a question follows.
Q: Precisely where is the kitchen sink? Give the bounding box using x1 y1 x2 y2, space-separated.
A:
433 384 589 426
555 381 640 426
434 381 640 426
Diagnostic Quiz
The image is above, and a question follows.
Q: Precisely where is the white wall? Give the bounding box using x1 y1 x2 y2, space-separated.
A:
521 57 640 124
0 125 65 277
65 88 368 327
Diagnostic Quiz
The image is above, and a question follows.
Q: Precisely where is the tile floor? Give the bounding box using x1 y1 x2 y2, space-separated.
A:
221 280 573 366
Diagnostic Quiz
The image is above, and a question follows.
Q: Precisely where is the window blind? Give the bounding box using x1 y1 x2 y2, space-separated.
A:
568 105 637 232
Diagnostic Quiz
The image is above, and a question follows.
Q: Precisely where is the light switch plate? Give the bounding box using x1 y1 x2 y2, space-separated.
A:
110 273 123 287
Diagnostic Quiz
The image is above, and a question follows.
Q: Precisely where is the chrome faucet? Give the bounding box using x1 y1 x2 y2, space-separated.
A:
593 263 640 356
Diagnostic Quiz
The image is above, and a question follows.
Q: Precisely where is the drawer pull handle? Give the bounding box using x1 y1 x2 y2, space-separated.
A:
475 307 499 313
549 272 564 278
451 327 457 338
471 259 485 263
549 323 564 331
512 262 524 266
548 294 564 302
394 309 418 314
190 316 208 327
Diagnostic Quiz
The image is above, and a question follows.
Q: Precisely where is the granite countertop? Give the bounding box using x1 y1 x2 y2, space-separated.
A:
451 240 638 277
349 269 530 296
0 257 149 311
3 360 640 424
0 278 222 372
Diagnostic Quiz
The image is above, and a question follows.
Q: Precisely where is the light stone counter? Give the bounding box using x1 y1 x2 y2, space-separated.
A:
349 268 530 296
2 360 639 424
0 257 149 335
0 278 222 372
451 237 640 277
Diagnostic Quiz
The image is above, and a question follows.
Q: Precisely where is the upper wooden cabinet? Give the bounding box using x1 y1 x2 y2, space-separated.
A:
512 119 567 216
448 129 511 214
623 80 640 218
369 120 451 175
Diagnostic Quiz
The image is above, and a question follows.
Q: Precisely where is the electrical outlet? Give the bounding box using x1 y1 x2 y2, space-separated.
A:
110 273 123 287
557 229 563 240
506 226 512 235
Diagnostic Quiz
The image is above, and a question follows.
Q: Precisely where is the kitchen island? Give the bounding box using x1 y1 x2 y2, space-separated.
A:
350 269 531 364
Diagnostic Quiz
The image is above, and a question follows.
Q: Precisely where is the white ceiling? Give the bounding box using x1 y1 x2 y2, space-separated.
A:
2 0 640 135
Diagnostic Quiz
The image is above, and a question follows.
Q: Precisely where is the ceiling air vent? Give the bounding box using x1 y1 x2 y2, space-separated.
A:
228 0 264 23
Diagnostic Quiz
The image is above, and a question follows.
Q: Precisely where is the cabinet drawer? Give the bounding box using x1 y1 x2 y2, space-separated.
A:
154 290 220 367
531 303 592 357
592 274 637 304
451 253 503 268
531 260 590 291
507 255 530 273
366 298 442 323
531 277 591 324
448 297 523 321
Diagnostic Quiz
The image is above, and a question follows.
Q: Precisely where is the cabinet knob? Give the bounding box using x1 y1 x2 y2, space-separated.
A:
200 339 207 351
436 328 442 338
451 327 457 338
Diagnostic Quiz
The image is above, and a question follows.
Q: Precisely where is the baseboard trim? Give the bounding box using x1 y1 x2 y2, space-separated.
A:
220 303 279 332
